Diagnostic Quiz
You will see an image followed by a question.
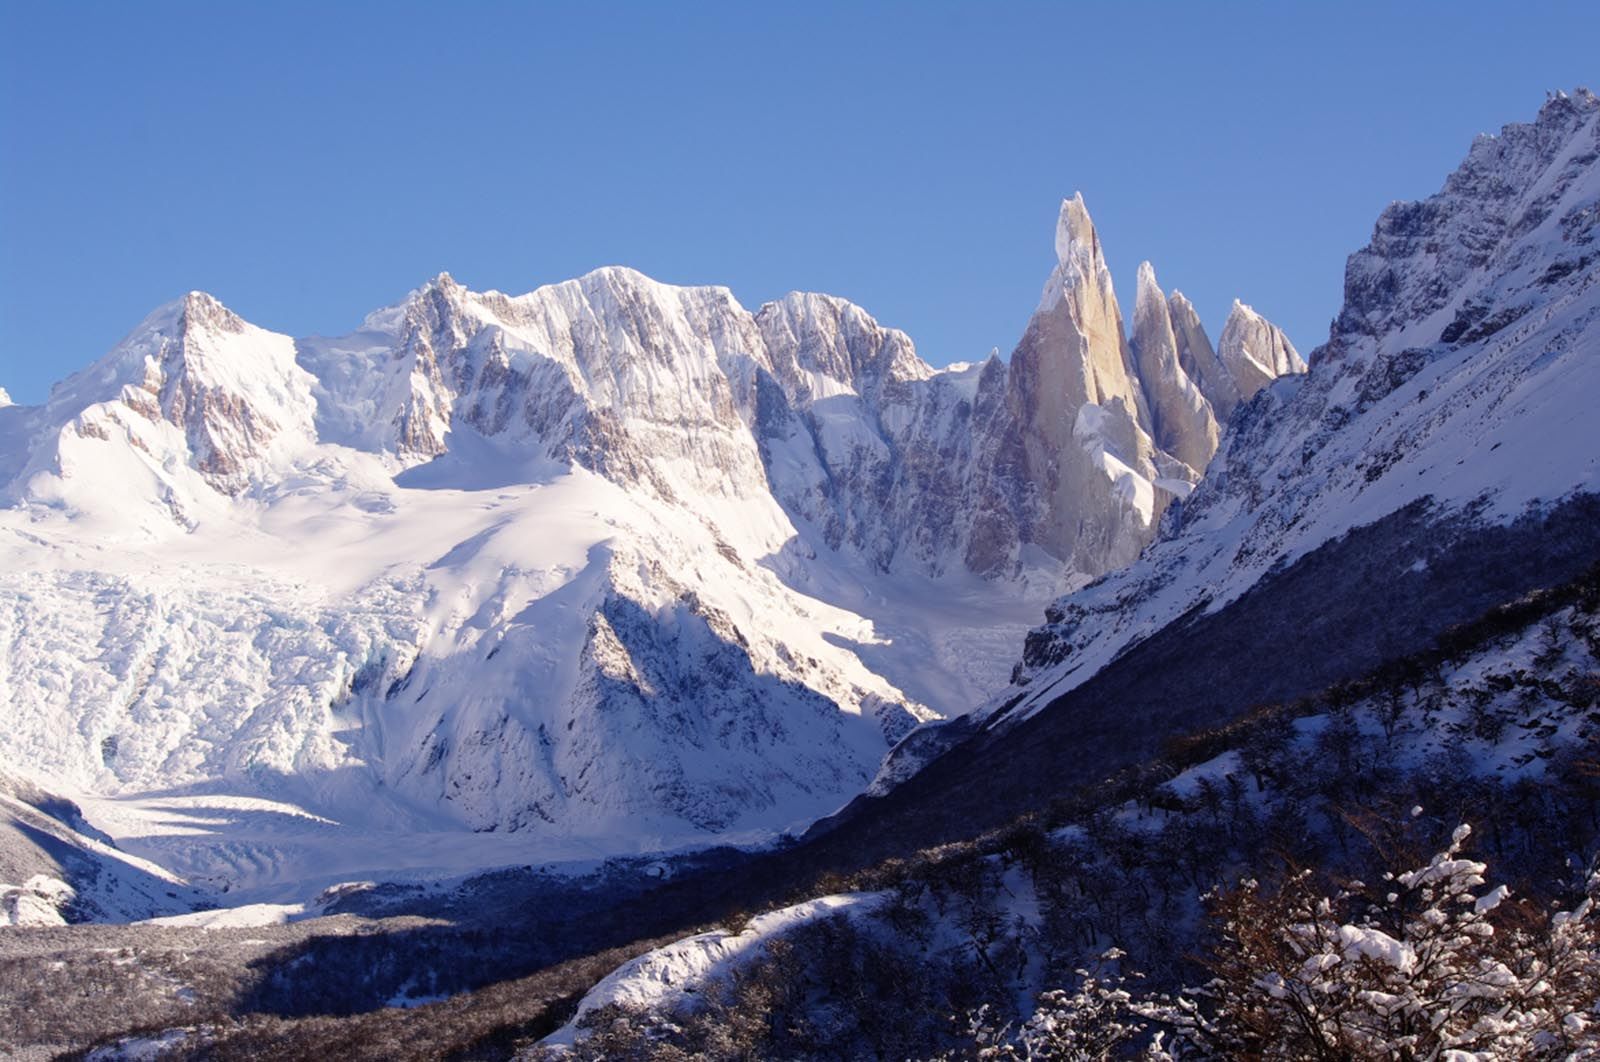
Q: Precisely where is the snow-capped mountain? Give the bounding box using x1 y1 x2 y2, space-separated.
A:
0 194 1299 905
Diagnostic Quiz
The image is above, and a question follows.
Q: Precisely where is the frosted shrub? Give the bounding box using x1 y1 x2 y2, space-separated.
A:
1137 824 1600 1060
958 949 1150 1061
975 823 1600 1060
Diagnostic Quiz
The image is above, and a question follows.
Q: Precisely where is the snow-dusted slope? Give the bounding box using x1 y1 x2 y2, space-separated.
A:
0 195 1298 908
540 891 888 1051
1003 88 1600 724
0 771 202 925
1 293 317 538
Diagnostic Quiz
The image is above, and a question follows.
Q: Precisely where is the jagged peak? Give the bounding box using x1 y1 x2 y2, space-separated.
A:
0 387 11 409
1133 261 1164 316
1053 192 1101 271
1536 85 1598 123
1461 87 1597 161
758 289 932 387
760 290 912 346
1224 297 1257 325
1220 299 1292 348
763 289 862 318
125 290 246 339
57 293 254 391
1166 290 1211 338
559 267 748 322
406 271 470 310
1218 299 1307 393
482 264 740 313
1038 193 1112 315
1221 300 1300 351
1333 87 1598 349
177 290 246 335
1446 87 1598 203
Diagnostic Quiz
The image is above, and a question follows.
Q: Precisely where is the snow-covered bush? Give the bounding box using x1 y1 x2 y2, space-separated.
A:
1137 823 1600 1060
975 823 1600 1060
960 949 1151 1061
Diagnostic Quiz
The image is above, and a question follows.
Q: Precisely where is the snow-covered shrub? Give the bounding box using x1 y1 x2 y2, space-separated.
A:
964 823 1600 1061
1136 823 1600 1060
960 949 1151 1061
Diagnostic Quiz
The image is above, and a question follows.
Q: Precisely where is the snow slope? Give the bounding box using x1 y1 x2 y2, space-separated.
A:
0 771 202 925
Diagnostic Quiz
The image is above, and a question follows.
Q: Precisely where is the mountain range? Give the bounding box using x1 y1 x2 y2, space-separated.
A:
0 188 1300 912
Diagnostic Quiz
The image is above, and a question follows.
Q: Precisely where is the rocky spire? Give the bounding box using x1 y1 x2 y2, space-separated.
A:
1130 262 1218 473
1029 194 1152 424
1217 300 1307 403
1003 195 1166 576
1167 290 1241 422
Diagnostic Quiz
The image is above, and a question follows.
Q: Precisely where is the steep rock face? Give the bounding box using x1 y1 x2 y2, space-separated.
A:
3 293 318 534
1006 88 1600 718
374 533 918 839
5 202 1302 584
991 197 1298 577
1130 262 1219 473
1167 290 1241 422
306 268 776 507
1003 196 1169 576
1217 299 1307 402
803 91 1600 874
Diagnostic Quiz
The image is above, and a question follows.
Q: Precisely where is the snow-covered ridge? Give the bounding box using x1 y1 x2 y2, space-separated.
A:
3 198 1301 580
541 892 887 1051
1001 87 1600 724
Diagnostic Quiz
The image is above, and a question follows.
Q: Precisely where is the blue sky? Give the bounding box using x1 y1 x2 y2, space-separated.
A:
1 1 1595 402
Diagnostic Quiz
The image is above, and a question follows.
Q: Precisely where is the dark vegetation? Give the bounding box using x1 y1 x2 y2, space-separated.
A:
0 917 683 1061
